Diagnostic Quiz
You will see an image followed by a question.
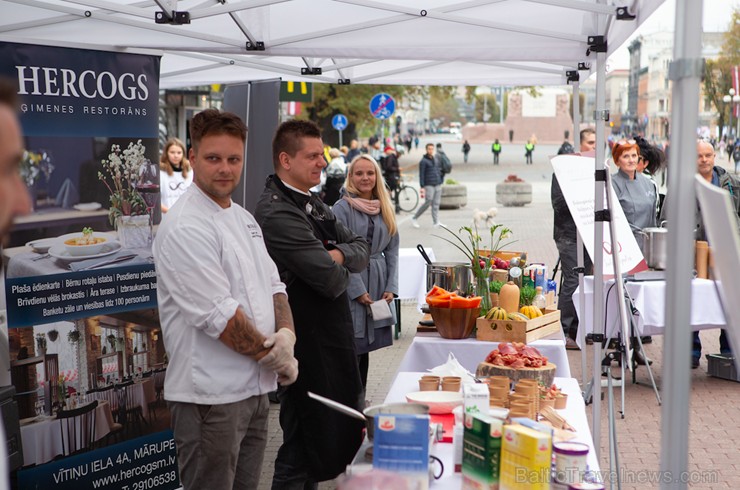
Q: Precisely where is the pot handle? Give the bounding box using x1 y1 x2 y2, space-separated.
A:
660 220 667 228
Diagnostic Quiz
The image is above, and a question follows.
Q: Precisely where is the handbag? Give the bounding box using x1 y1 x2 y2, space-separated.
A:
368 299 393 321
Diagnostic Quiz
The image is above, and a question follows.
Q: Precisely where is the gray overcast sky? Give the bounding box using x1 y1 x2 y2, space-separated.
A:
608 0 739 70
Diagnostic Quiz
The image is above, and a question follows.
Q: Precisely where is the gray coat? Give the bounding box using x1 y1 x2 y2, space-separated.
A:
333 196 400 344
612 168 657 249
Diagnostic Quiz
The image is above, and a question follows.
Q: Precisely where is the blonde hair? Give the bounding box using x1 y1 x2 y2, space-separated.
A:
345 154 397 236
160 138 191 178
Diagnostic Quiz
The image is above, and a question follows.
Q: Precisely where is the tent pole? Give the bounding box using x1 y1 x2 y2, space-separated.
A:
660 1 704 488
591 49 607 464
572 80 588 389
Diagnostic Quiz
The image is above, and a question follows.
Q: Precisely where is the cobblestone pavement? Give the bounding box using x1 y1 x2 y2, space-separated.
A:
258 137 740 489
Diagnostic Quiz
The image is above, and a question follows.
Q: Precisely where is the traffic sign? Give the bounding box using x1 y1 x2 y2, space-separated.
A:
369 93 395 120
332 114 348 131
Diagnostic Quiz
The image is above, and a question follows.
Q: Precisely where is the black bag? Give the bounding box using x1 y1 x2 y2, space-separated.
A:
439 152 452 174
733 144 740 163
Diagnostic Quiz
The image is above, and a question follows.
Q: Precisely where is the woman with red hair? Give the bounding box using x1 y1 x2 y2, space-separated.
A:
610 139 658 250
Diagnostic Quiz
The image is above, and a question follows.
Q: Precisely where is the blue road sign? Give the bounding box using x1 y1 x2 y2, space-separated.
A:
369 93 395 120
332 114 348 131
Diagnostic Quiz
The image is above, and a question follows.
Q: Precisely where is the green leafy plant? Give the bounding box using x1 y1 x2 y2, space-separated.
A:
435 223 516 314
444 178 460 185
489 280 505 294
519 285 537 307
48 329 59 342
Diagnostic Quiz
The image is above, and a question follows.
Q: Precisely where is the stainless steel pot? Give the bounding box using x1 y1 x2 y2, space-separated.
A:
640 225 668 270
426 262 472 294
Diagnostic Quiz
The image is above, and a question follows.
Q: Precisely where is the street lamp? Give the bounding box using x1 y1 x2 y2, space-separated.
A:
722 88 740 140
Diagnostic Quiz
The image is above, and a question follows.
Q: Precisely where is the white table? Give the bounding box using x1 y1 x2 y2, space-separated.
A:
20 400 113 466
573 276 726 347
396 333 572 378
398 247 435 309
88 378 156 420
383 372 599 485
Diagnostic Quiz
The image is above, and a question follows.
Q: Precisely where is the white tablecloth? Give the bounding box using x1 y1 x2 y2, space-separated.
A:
573 276 726 347
396 333 572 378
20 400 113 466
398 247 435 308
384 372 599 484
88 378 156 420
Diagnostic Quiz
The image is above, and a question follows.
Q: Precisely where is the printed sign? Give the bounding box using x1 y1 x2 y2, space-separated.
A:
550 154 648 277
17 430 180 490
5 264 156 328
369 93 395 120
332 114 348 131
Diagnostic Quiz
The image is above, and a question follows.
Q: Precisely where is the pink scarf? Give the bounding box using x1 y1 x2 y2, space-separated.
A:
343 194 381 215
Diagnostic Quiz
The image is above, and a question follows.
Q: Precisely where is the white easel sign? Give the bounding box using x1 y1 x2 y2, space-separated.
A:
551 154 648 277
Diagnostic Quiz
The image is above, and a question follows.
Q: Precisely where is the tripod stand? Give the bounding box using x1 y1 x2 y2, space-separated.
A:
585 280 662 416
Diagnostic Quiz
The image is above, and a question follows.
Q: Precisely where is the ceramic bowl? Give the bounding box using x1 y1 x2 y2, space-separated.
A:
405 390 464 414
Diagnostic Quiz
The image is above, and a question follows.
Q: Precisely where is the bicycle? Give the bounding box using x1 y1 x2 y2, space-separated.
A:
388 172 419 213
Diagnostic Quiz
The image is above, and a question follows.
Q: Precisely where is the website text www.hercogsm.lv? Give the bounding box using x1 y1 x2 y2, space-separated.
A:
91 459 177 490
516 467 719 485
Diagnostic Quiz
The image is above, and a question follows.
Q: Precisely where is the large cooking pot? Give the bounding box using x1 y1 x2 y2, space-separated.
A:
426 262 472 294
307 392 429 441
640 224 668 270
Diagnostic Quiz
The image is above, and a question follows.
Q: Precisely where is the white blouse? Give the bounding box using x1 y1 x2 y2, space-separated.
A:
159 169 194 210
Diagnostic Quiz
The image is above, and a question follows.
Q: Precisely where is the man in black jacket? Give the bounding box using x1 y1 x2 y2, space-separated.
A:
411 143 444 228
256 120 369 488
551 127 596 350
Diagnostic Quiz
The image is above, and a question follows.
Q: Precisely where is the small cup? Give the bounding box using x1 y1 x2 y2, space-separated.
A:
488 385 509 399
490 397 508 408
540 398 555 410
554 393 568 409
419 377 440 391
489 376 511 389
441 376 461 392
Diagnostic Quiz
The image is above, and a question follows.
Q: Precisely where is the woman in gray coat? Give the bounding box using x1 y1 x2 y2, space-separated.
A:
610 139 657 250
333 154 400 389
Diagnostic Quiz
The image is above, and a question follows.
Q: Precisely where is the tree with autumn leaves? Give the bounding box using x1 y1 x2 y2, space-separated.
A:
703 8 740 141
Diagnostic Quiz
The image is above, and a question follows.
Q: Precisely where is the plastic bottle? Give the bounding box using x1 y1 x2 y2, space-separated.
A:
532 286 547 309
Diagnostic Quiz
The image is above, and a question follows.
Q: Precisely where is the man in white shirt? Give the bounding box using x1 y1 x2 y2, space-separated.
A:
153 109 298 490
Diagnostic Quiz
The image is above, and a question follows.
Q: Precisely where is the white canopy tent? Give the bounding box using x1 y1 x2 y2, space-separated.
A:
1 0 662 87
3 2 709 489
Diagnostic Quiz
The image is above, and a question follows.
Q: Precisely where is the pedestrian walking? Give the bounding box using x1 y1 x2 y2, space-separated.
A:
462 140 471 163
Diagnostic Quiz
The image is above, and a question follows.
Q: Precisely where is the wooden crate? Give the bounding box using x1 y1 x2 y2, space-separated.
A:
476 309 561 344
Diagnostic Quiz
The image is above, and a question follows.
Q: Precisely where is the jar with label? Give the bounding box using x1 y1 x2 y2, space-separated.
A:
508 266 522 288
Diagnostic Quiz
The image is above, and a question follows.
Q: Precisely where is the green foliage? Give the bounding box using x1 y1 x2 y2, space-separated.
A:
430 87 460 126
519 285 537 307
303 85 452 146
489 280 505 294
444 178 460 185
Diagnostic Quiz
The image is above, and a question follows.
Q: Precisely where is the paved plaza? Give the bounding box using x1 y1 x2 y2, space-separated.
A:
257 137 740 489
